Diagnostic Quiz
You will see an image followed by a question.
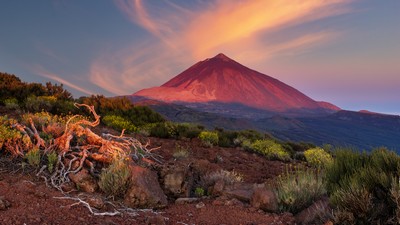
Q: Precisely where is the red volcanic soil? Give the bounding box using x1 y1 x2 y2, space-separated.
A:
0 136 296 225
134 53 340 112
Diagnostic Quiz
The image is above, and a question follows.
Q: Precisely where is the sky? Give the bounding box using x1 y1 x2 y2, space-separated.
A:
0 0 399 115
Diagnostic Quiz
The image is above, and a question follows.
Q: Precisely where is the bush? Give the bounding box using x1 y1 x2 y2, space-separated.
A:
172 143 190 159
102 114 137 133
149 122 174 138
4 98 20 110
203 169 243 186
24 95 57 112
25 148 41 168
175 123 203 139
273 166 325 214
326 147 400 224
47 151 58 173
198 131 219 147
304 147 333 168
251 139 291 161
194 187 205 197
99 159 131 198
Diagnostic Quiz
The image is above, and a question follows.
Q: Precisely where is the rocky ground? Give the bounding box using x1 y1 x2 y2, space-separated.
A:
0 132 309 225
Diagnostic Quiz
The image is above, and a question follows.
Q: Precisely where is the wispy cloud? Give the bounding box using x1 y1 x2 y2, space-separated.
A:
32 65 94 95
91 0 353 95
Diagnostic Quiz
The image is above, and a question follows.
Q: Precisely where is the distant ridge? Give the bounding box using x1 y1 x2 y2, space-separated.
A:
133 53 340 114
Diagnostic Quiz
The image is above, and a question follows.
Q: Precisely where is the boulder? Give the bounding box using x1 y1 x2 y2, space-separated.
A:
124 165 167 209
68 168 98 193
295 197 330 225
250 187 278 212
222 183 254 202
162 167 191 198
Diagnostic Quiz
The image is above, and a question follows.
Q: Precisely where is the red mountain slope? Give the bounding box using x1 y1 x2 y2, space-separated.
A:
133 53 340 112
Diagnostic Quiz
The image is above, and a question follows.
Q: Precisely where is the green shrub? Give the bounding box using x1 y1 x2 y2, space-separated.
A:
198 131 219 147
99 159 131 198
102 114 137 133
25 148 41 168
175 123 203 139
47 151 58 173
273 166 325 214
304 147 333 168
149 122 174 138
4 98 20 110
326 147 400 224
251 139 291 161
24 95 57 112
194 187 205 197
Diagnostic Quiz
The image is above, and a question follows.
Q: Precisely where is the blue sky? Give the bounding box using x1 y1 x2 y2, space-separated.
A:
1 0 399 115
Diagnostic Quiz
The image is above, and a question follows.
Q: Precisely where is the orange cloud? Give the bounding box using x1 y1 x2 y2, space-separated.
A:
91 0 353 95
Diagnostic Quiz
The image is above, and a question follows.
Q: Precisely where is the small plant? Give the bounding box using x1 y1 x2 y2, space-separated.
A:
99 159 131 198
304 147 333 168
251 139 291 161
47 151 58 173
194 187 205 197
198 131 219 147
273 166 325 214
172 144 190 159
203 169 244 186
25 148 41 168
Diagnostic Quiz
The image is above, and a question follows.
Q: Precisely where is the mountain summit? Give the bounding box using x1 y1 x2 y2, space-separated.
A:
133 53 339 113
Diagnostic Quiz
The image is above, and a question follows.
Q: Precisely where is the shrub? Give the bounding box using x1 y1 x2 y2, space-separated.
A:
273 166 325 214
47 151 58 173
24 95 57 112
172 143 190 159
251 139 291 161
102 114 137 133
326 147 400 224
4 98 20 110
198 131 219 147
194 187 205 197
149 122 173 138
304 147 333 168
99 159 131 198
175 123 203 139
25 148 41 168
203 169 243 186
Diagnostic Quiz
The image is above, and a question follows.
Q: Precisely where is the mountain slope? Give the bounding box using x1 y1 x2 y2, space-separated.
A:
133 53 339 113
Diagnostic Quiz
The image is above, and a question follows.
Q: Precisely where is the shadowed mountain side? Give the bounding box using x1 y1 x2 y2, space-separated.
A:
130 96 400 151
256 111 400 151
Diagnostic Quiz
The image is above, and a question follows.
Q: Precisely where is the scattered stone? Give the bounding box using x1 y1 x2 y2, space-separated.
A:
211 179 225 196
60 182 76 193
87 195 105 209
175 197 199 204
0 196 11 210
223 189 253 203
124 165 168 209
224 198 244 207
195 202 205 209
145 214 166 225
250 188 278 212
68 168 98 193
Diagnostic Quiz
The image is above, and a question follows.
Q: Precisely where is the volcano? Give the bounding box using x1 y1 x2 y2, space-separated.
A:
133 53 339 114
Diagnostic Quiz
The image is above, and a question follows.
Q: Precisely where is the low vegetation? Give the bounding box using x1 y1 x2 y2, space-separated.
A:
273 166 325 214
